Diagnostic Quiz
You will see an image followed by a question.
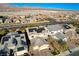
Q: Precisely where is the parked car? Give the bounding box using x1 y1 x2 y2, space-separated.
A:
63 24 71 29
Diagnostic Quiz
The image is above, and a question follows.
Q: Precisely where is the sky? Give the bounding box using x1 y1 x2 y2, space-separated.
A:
9 3 79 10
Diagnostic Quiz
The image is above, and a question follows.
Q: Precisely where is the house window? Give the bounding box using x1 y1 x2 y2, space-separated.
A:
21 36 24 39
45 39 47 41
15 35 20 37
32 36 34 38
49 48 51 50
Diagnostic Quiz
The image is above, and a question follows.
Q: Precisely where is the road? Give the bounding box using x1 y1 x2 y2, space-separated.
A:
0 22 51 29
0 20 78 29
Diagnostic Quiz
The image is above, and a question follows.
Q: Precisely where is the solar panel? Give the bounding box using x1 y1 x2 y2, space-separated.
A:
29 27 45 33
21 40 27 45
12 38 18 45
17 47 24 51
40 28 44 30
29 28 37 32
37 29 42 33
29 29 33 32
3 37 9 41
1 37 9 44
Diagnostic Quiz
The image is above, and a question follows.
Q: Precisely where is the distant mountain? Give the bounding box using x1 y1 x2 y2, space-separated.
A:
0 3 79 15
0 4 67 12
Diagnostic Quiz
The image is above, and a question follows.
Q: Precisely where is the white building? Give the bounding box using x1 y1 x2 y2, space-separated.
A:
30 37 53 56
47 24 63 35
47 24 67 41
26 27 53 55
26 27 50 40
0 32 29 56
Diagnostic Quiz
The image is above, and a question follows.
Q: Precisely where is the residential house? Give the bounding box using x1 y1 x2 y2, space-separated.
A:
0 32 29 56
54 32 67 41
30 37 53 56
26 27 50 40
26 27 53 55
47 24 63 35
46 24 68 41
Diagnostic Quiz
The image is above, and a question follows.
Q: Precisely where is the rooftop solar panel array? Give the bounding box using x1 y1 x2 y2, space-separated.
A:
29 27 45 33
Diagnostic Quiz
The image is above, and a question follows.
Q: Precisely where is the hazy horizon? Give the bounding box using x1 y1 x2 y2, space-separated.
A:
0 3 79 10
9 3 79 10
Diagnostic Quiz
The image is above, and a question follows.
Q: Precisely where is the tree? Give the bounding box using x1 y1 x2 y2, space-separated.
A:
0 28 9 42
58 39 68 52
47 35 61 55
9 28 16 32
47 35 68 54
0 29 8 35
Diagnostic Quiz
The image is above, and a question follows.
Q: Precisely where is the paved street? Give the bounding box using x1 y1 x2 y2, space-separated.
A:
0 22 51 29
0 20 77 29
